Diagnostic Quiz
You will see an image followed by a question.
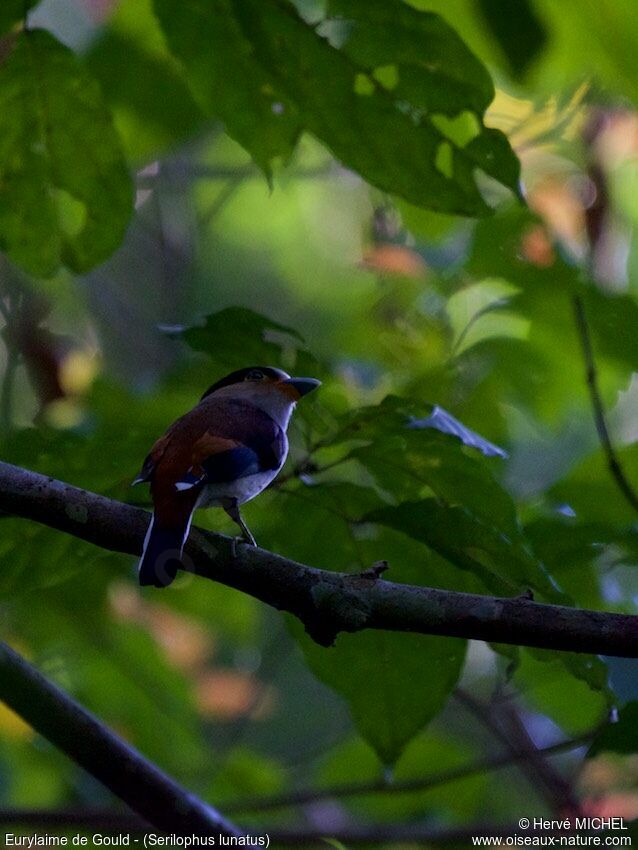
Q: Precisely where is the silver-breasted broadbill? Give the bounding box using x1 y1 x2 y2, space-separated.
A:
134 366 320 587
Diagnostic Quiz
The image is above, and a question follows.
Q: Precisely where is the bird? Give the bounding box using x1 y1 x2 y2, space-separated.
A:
133 366 320 587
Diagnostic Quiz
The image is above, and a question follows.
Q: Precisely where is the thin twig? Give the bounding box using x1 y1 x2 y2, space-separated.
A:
576 110 638 517
0 345 19 432
456 689 579 815
135 163 335 192
0 287 21 432
0 296 10 323
223 733 590 813
198 173 246 228
572 293 638 516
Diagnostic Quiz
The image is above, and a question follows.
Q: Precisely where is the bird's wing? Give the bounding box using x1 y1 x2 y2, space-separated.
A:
178 403 285 489
138 397 286 496
132 430 173 485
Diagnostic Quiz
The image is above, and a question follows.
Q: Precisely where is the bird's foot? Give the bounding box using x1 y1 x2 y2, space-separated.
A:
358 560 389 580
231 534 257 558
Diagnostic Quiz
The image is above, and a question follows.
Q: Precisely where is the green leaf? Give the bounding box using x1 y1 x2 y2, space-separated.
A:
318 731 486 821
0 30 133 277
529 648 609 695
258 482 388 572
154 0 521 215
179 306 317 373
86 13 205 161
477 0 546 79
0 2 39 36
524 517 638 609
328 395 562 598
550 444 638 528
514 650 609 735
353 433 516 537
152 0 301 178
367 499 563 600
354 429 513 527
292 621 466 766
587 702 638 758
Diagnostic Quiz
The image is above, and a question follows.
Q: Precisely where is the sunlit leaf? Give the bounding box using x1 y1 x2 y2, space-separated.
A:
154 0 521 215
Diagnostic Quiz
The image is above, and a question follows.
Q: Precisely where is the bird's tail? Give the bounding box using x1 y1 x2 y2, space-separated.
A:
138 514 190 588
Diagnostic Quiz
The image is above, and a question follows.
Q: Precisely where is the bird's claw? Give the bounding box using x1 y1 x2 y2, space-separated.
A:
231 535 257 558
358 560 389 580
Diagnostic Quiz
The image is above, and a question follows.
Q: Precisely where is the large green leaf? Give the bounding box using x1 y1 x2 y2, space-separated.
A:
292 622 466 766
258 479 468 765
367 499 563 601
0 30 133 277
153 0 521 215
333 397 511 522
179 306 318 374
327 395 563 599
152 0 301 178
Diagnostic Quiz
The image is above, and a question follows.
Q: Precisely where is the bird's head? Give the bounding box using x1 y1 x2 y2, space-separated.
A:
200 366 320 425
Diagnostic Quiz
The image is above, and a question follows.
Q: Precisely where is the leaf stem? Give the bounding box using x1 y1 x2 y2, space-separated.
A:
222 732 590 813
572 293 638 516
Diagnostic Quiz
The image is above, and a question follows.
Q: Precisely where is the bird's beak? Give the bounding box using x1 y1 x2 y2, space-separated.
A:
282 377 321 398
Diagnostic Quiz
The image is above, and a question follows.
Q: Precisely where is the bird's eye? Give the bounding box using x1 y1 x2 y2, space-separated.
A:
245 370 264 381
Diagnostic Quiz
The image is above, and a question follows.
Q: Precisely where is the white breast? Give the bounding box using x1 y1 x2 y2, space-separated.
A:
196 465 286 508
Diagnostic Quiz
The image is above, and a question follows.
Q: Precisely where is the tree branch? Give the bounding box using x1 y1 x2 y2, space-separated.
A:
1 461 638 655
0 640 241 837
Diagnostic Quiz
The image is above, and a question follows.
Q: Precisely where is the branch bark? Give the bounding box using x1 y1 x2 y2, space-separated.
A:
0 640 241 837
1 460 638 655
